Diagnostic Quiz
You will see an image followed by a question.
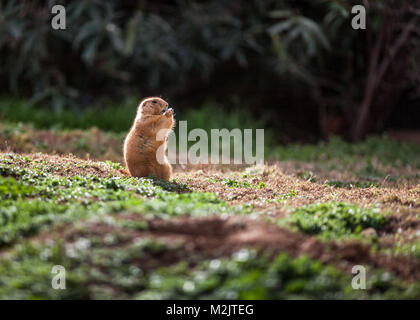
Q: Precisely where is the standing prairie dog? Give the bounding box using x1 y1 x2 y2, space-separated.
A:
123 97 174 180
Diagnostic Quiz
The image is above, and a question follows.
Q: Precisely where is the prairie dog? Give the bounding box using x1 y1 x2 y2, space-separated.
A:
123 97 174 180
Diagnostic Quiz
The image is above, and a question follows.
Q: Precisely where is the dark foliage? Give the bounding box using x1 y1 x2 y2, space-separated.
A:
0 0 419 141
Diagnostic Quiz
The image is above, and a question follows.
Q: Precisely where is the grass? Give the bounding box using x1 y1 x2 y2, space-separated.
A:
0 98 273 144
325 180 379 189
1 244 419 299
0 99 275 161
0 153 248 247
136 250 419 300
280 202 388 240
0 122 124 163
277 190 297 201
2 118 420 187
272 136 420 168
210 177 266 189
387 240 420 260
0 97 137 133
0 115 420 299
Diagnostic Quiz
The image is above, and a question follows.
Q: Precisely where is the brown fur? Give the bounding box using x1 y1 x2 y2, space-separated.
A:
123 97 174 180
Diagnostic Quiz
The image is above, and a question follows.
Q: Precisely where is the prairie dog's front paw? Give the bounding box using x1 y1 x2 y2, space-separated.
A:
164 108 174 117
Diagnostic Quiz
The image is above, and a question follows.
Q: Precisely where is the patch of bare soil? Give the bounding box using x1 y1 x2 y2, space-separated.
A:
41 215 420 281
378 209 420 247
271 158 420 188
174 165 420 212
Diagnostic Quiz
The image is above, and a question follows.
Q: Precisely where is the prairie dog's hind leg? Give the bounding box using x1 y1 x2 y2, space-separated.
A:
129 164 154 178
155 163 172 181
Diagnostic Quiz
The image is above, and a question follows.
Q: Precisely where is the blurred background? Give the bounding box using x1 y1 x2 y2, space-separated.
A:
0 0 419 146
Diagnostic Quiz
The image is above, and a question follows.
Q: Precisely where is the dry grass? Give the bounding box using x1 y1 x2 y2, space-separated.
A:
175 163 419 212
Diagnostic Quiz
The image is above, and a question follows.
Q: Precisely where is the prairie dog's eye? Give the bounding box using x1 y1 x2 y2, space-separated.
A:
152 100 157 104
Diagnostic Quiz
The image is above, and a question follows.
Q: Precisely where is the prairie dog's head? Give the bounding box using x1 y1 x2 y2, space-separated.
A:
138 97 169 116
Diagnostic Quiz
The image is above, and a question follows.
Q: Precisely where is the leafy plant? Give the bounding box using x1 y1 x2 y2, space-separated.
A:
284 202 387 240
2 245 418 299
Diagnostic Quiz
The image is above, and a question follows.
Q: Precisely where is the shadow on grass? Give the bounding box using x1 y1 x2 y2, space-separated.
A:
147 175 191 193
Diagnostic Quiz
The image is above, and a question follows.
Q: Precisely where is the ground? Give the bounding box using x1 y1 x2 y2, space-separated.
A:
0 122 419 299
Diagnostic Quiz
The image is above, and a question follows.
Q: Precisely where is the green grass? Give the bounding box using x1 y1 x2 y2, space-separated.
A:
0 154 248 247
280 202 387 240
1 244 418 299
138 250 419 300
325 180 379 189
0 97 276 160
100 160 123 170
0 98 272 139
272 136 420 167
384 240 420 260
297 171 318 182
277 190 297 201
0 158 414 300
0 238 177 299
0 97 138 133
1 113 419 299
210 177 266 189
